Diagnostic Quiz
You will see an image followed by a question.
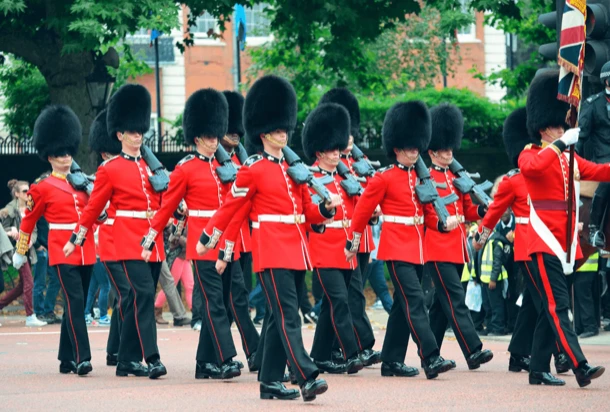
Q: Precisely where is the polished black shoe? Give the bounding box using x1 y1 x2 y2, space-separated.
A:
59 361 77 374
359 349 381 367
529 371 565 386
116 361 149 377
232 359 244 370
331 349 344 364
260 381 300 400
554 353 570 374
147 359 167 379
106 353 118 366
574 363 605 388
423 356 454 379
346 356 364 374
315 359 346 374
173 316 191 327
219 361 241 379
76 361 93 376
508 354 530 372
578 330 599 339
466 349 494 370
195 362 222 379
247 352 259 372
381 361 419 377
300 378 328 402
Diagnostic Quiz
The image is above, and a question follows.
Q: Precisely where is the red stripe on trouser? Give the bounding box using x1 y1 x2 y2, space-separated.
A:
56 266 80 363
390 262 423 359
103 262 123 321
230 291 250 355
269 269 307 380
535 254 579 367
259 273 291 370
194 263 224 360
315 269 347 360
433 263 471 354
122 262 145 359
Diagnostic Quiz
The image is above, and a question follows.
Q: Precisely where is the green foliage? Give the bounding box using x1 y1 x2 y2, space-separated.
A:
108 44 154 90
0 59 50 137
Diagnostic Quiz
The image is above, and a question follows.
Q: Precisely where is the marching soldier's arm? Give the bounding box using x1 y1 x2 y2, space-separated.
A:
477 177 514 243
147 166 187 237
70 167 113 246
346 173 387 253
217 189 252 262
301 180 335 225
463 191 486 222
518 143 566 177
576 153 610 182
16 184 46 255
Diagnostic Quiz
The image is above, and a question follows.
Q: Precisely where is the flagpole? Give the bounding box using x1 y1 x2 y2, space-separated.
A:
154 36 162 152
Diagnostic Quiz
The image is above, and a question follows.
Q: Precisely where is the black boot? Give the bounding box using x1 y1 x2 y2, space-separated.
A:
554 353 570 374
76 361 93 376
195 362 222 379
59 361 77 374
508 354 530 372
300 378 328 402
116 361 149 377
466 349 494 370
231 359 244 370
219 359 241 379
247 352 258 372
346 356 364 374
381 361 419 377
314 360 346 374
147 359 167 379
529 371 566 386
574 363 605 387
106 353 118 366
260 382 300 400
423 356 455 379
359 349 382 367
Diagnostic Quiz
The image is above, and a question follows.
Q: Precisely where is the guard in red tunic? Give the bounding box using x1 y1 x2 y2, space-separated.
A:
473 106 568 385
198 75 340 401
142 88 242 380
518 70 610 387
301 103 365 375
64 84 167 379
319 88 379 366
423 103 493 369
13 105 96 376
346 101 455 379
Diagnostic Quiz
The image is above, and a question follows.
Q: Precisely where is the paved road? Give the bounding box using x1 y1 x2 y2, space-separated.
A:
0 315 608 411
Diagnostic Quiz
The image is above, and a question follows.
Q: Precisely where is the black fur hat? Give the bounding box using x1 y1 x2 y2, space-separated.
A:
429 103 463 151
183 88 229 145
503 107 534 168
244 75 297 154
319 88 360 139
33 105 82 160
223 90 245 138
382 101 431 160
88 109 121 155
106 84 151 140
526 69 569 139
302 103 350 162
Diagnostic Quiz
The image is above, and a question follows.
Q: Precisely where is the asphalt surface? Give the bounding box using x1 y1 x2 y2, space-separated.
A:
1 310 609 412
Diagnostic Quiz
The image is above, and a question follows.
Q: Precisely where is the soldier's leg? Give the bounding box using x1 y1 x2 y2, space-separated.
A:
346 265 375 351
104 261 128 359
239 252 253 293
508 287 536 356
228 259 260 357
428 287 449 349
381 293 411 363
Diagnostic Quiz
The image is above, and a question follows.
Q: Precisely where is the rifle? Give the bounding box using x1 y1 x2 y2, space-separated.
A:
350 143 377 178
68 160 95 196
414 157 458 228
336 162 363 196
448 158 493 208
215 145 238 184
282 146 334 203
141 144 170 193
234 142 249 165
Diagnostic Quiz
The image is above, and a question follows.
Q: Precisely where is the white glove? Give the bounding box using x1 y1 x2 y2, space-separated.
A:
559 127 580 146
12 253 27 270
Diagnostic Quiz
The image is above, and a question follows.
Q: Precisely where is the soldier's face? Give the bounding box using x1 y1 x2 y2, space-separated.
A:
318 149 341 168
431 149 453 167
48 154 73 172
118 131 143 148
263 130 288 149
342 136 354 155
195 136 219 155
395 148 419 166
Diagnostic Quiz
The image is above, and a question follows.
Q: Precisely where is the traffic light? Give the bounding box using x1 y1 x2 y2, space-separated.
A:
584 0 610 78
537 0 563 61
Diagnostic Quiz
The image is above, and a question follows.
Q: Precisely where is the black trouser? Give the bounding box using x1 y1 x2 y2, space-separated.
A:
342 263 375 351
239 252 253 293
191 275 203 326
253 272 269 377
531 253 587 369
310 268 359 361
481 281 506 333
298 273 313 315
119 260 161 363
505 267 520 331
427 262 482 358
574 271 598 335
259 268 318 385
227 257 260 357
193 260 236 364
382 262 439 362
56 264 93 364
357 253 371 282
103 261 128 357
508 264 536 357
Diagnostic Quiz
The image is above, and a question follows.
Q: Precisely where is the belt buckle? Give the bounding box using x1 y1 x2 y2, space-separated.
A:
294 214 303 224
342 219 349 228
414 216 421 225
457 215 464 223
146 210 154 219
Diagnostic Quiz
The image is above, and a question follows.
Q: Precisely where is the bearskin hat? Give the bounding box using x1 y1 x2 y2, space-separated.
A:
526 69 569 139
428 103 463 151
503 107 534 168
183 88 229 145
301 103 350 162
381 101 431 160
244 75 297 154
33 105 82 160
88 109 121 155
106 84 151 140
319 87 361 139
223 90 245 138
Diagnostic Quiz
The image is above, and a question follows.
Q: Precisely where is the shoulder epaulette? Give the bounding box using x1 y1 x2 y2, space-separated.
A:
506 168 520 178
244 154 263 167
523 143 540 151
177 154 195 166
33 173 49 185
100 156 120 167
586 92 602 104
378 165 394 174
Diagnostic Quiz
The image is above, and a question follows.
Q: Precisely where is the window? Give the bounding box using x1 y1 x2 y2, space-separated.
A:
457 0 477 42
246 3 272 38
193 12 218 36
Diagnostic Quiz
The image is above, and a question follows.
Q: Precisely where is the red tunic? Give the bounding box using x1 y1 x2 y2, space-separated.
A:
232 151 253 254
477 171 530 262
348 164 425 264
98 204 116 262
519 142 610 259
423 165 485 264
148 153 241 262
73 153 165 262
341 154 375 254
309 163 358 270
19 173 96 267
202 153 332 271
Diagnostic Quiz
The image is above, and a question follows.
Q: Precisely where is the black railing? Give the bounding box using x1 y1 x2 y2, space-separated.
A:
0 135 36 155
124 36 175 65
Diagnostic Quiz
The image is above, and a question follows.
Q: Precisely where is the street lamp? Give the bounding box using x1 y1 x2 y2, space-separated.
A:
86 57 116 113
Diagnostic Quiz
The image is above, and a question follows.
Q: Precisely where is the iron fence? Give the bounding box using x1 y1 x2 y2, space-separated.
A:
0 135 36 155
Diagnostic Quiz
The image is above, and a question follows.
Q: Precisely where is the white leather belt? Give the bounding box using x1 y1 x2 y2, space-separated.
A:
258 214 306 224
452 214 465 223
116 210 156 219
189 210 216 218
383 215 424 225
326 219 351 229
251 221 260 229
515 217 529 224
49 223 77 230
104 218 115 226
